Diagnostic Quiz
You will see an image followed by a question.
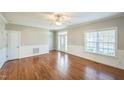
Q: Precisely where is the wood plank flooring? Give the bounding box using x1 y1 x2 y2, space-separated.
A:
0 50 124 80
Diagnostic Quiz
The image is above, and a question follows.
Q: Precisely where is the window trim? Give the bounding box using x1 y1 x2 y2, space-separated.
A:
84 27 118 58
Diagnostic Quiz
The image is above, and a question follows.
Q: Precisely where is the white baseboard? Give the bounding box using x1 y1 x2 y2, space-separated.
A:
66 45 124 70
0 45 49 68
49 48 56 51
0 47 7 68
20 45 49 58
1 45 124 70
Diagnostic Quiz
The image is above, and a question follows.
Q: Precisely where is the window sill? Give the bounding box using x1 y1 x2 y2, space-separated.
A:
84 50 118 59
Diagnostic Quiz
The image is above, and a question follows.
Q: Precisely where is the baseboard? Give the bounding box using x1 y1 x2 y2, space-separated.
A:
56 45 124 70
20 45 49 58
20 51 49 59
67 45 124 70
57 50 124 70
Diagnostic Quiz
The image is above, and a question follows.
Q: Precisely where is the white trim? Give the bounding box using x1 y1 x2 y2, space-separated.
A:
67 45 124 70
7 31 21 60
18 31 21 59
67 14 124 30
20 45 49 58
84 27 118 57
0 47 7 68
0 13 7 23
57 31 67 52
84 27 118 33
58 31 67 35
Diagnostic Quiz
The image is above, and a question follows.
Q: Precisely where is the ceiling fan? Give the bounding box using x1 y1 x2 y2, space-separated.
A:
40 12 72 26
53 12 70 25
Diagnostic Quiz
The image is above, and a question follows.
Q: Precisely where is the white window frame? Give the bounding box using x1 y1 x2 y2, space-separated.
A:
84 27 118 57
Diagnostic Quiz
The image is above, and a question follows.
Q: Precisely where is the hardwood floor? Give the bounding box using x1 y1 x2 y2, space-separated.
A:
0 50 124 80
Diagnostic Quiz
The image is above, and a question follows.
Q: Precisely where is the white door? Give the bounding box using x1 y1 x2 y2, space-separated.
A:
58 32 67 52
7 31 20 60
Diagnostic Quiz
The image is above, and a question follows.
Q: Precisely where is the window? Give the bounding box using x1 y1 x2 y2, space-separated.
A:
84 28 117 56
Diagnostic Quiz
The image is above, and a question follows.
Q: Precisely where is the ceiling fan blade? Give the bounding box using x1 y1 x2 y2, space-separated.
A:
38 12 76 24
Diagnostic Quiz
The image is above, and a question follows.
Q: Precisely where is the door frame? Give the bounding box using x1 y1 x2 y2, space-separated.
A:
57 32 67 52
7 30 21 60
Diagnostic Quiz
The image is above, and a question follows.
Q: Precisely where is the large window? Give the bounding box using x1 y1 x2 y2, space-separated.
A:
84 28 117 56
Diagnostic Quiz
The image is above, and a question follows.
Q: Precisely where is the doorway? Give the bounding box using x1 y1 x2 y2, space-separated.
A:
7 31 21 60
58 32 67 52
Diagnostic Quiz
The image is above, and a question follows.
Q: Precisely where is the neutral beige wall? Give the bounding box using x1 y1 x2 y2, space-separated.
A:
21 30 49 46
54 31 58 49
0 15 6 49
67 16 124 50
49 31 55 50
6 23 50 46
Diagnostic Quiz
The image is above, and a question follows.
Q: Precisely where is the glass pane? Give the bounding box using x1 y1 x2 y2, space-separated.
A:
85 32 97 53
99 30 115 43
85 29 116 56
98 30 116 56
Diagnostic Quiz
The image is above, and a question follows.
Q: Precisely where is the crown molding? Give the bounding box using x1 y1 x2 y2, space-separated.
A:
66 13 124 30
0 13 7 23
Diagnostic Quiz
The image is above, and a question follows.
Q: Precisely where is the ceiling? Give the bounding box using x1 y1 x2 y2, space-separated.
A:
1 12 124 30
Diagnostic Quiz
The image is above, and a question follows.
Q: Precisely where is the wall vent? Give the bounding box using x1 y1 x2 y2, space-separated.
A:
33 48 39 54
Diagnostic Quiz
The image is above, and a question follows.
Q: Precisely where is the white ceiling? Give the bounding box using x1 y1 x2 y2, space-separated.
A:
1 12 124 30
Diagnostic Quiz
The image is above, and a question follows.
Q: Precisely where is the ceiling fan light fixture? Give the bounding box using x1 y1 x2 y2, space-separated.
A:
53 12 70 26
55 21 62 25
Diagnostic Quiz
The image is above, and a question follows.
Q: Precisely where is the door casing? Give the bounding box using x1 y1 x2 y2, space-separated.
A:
7 31 21 60
58 32 67 52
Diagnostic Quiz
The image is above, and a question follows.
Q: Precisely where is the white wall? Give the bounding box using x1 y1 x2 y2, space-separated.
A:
6 24 50 59
0 14 7 68
67 45 124 70
0 47 7 68
20 45 49 58
56 16 124 70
